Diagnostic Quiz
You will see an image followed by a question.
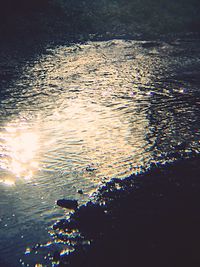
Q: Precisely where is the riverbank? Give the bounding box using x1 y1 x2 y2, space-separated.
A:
52 155 200 267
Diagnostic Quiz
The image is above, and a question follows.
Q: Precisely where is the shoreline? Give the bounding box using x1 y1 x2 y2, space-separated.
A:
49 155 200 267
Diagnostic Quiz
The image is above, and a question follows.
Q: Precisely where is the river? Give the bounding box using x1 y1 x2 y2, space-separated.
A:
0 37 200 266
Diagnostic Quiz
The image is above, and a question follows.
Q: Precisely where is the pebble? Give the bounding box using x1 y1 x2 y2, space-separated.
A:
77 189 83 194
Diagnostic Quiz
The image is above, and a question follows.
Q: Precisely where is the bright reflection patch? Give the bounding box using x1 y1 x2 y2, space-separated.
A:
0 40 156 187
0 125 39 185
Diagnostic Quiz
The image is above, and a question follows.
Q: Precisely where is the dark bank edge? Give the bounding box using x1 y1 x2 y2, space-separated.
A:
51 154 200 267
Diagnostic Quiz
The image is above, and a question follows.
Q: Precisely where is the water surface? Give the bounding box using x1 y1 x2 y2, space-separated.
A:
0 38 200 266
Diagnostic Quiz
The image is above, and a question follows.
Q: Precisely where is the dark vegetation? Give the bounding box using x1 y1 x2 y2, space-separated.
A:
1 0 200 44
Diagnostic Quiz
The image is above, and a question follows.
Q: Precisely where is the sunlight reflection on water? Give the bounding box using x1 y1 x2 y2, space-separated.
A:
0 126 39 185
0 38 199 267
0 40 155 188
0 39 199 193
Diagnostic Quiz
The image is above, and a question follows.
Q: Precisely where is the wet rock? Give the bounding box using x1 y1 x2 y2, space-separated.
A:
57 199 78 210
53 218 78 231
53 250 60 261
86 166 97 172
72 202 109 238
51 156 200 267
53 219 70 230
174 141 187 151
77 189 83 194
59 245 87 267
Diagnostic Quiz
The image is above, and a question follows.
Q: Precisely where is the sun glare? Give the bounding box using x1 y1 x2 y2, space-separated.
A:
0 127 39 185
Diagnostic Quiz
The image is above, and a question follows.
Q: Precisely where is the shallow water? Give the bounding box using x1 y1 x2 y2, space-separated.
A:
0 38 200 266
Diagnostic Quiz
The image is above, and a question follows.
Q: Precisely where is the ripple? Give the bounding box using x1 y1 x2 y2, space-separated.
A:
0 38 200 266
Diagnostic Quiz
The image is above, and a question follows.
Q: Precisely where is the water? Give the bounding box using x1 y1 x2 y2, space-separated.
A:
0 38 200 266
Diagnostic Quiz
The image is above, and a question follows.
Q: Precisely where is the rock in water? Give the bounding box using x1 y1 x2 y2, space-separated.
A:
57 199 78 210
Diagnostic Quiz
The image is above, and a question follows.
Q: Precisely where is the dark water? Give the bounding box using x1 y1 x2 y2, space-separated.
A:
0 36 200 266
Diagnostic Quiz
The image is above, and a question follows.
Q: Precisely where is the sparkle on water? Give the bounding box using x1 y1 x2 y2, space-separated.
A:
0 127 39 185
0 39 199 267
0 40 156 188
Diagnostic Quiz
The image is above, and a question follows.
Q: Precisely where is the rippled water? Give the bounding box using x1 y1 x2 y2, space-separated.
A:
0 38 200 266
